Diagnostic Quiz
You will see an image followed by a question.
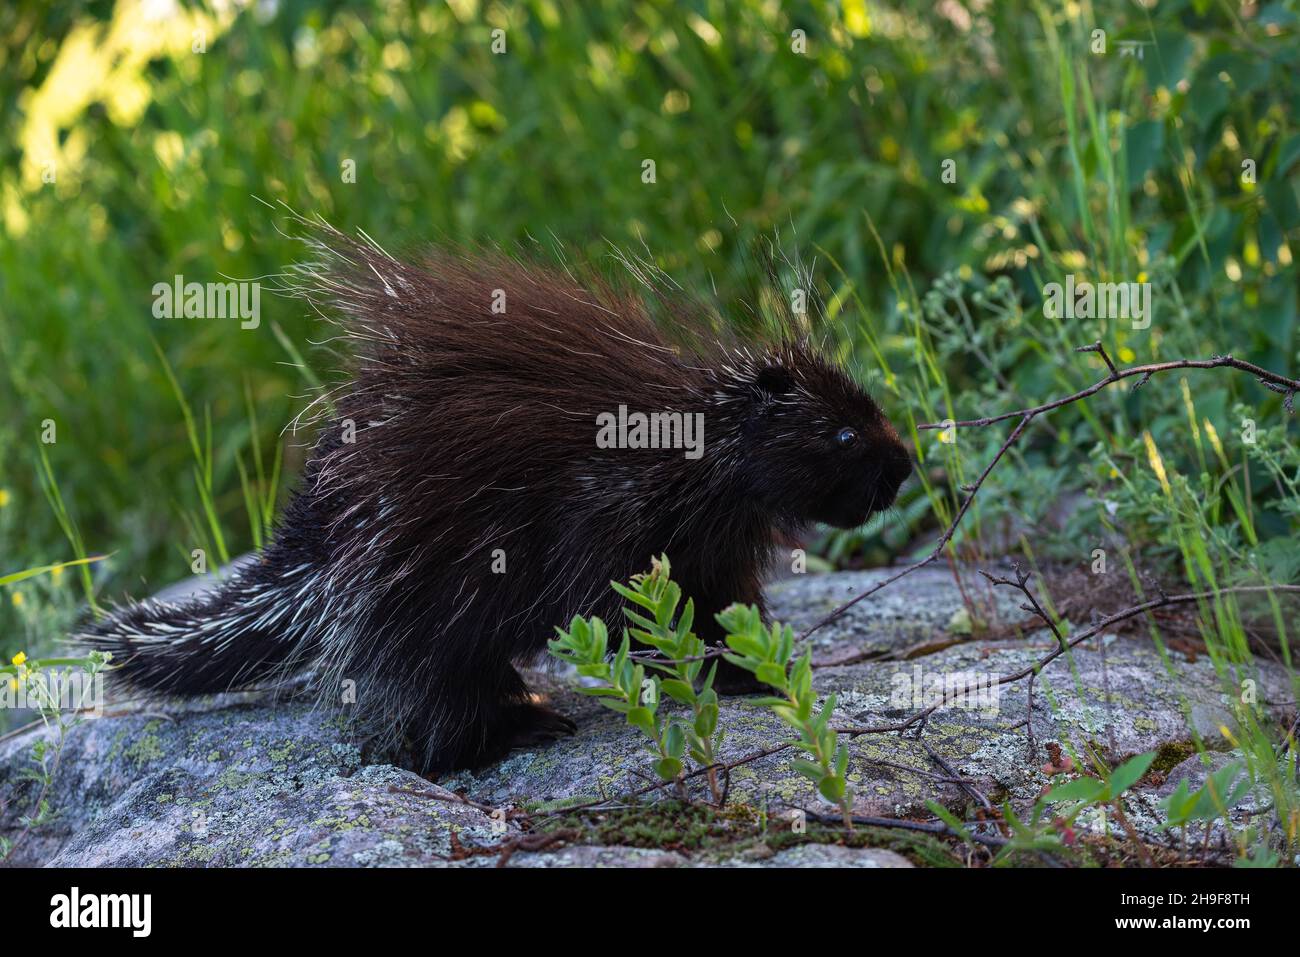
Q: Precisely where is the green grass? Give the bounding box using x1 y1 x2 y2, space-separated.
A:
0 0 1290 596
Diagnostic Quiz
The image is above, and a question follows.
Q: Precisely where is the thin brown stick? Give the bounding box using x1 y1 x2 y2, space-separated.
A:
527 741 794 817
916 353 1298 432
797 807 1010 848
836 582 1300 736
480 349 1299 842
800 350 1298 643
797 413 1034 641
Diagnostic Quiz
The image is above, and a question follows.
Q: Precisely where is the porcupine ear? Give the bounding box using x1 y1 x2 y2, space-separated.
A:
754 364 795 398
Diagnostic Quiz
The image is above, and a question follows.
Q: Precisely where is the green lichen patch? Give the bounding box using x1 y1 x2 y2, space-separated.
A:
123 721 166 766
531 799 962 867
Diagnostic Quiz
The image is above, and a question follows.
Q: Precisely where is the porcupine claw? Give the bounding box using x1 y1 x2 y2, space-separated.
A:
502 702 578 749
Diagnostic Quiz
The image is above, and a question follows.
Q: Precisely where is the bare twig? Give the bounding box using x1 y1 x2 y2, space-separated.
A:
922 742 995 817
797 807 1010 848
528 741 794 817
484 348 1299 848
800 350 1299 644
915 354 1298 432
797 413 1034 641
1076 340 1118 377
978 564 1067 651
835 582 1300 736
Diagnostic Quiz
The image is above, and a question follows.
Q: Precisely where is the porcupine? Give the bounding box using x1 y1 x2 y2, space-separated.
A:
80 227 913 774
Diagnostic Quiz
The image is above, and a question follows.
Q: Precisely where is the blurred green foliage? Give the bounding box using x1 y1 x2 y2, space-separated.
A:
0 0 1297 665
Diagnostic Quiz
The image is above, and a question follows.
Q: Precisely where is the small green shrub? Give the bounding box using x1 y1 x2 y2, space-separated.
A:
550 555 853 822
0 645 112 862
549 556 724 800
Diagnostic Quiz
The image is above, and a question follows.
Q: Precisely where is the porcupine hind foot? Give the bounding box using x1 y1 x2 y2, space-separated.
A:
498 701 578 749
417 666 578 775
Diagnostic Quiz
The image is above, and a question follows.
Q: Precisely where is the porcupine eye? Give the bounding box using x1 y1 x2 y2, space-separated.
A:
836 427 858 448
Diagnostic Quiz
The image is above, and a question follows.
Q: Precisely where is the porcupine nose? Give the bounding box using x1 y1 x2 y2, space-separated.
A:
878 448 913 508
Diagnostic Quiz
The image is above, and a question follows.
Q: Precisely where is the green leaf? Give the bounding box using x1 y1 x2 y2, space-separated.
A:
1159 780 1195 827
654 582 680 628
612 634 630 682
723 633 766 659
1043 776 1107 805
791 758 825 782
1124 120 1164 185
791 653 813 696
663 722 686 759
771 704 801 726
818 775 846 801
611 580 658 611
588 618 609 654
658 679 696 704
1190 762 1249 821
778 627 795 665
677 599 695 642
653 757 683 781
1277 132 1300 174
1108 751 1156 798
0 555 103 588
700 661 718 693
627 707 655 734
720 652 758 672
716 603 757 636
925 800 974 844
622 609 662 637
694 702 718 738
1234 847 1281 868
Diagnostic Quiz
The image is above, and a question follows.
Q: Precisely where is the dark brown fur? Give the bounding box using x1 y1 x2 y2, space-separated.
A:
82 229 911 774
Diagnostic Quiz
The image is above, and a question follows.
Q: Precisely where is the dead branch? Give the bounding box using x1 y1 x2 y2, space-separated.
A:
798 348 1298 642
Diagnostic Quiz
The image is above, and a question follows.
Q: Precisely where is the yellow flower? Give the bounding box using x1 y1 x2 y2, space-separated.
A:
0 488 10 507
10 592 23 609
1118 347 1136 363
1203 419 1227 467
843 0 871 36
12 651 27 666
1143 430 1172 497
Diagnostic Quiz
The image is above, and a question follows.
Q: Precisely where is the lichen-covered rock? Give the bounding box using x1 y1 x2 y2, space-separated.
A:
739 844 914 868
450 631 1291 828
765 566 1028 664
2 567 1292 867
0 698 505 867
507 845 688 868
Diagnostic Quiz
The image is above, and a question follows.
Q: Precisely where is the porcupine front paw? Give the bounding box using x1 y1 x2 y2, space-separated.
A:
711 653 769 696
499 701 578 749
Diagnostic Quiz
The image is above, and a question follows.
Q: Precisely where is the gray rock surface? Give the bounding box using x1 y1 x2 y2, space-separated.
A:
756 844 914 868
2 566 1292 867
